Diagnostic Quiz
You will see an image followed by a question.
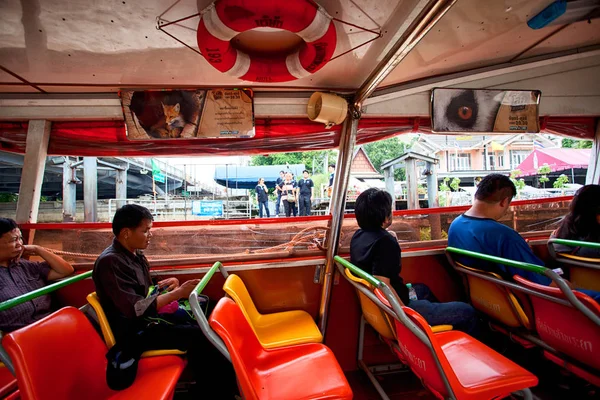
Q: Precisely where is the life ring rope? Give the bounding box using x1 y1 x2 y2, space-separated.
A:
197 0 337 83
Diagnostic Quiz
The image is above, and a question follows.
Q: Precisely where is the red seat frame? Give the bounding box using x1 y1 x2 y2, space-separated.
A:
2 307 185 400
209 297 353 400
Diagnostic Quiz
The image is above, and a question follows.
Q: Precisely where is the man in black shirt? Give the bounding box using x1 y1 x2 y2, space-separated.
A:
275 170 285 217
297 170 314 216
350 188 478 335
93 205 237 396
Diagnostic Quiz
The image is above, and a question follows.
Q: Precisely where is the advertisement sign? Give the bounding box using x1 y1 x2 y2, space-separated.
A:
122 89 254 140
431 88 541 133
192 200 224 217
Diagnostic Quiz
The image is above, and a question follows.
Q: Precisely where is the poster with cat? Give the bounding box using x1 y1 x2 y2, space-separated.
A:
431 88 541 133
122 90 204 140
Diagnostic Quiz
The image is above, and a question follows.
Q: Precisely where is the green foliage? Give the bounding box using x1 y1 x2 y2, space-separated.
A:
0 193 18 202
562 138 593 149
509 169 526 192
439 177 450 192
363 137 410 181
449 177 461 192
553 174 569 189
537 163 551 188
249 150 337 173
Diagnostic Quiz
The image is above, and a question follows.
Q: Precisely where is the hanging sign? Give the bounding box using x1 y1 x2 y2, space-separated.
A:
431 88 541 133
122 89 254 140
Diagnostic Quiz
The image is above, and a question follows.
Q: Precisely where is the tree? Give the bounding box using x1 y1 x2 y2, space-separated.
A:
449 177 461 192
537 163 551 188
553 174 569 189
250 150 337 173
562 138 593 149
363 137 412 181
510 169 526 193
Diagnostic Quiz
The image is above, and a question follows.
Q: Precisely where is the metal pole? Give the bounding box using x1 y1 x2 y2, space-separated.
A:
184 164 187 220
317 0 458 338
164 162 168 204
318 114 360 334
225 164 229 219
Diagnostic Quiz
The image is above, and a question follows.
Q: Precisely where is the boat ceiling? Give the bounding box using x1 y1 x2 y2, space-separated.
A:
1 0 599 94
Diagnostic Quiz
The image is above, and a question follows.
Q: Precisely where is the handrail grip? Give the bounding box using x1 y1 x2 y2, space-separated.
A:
333 256 382 287
446 248 600 327
548 238 600 250
446 247 547 274
0 271 92 312
189 262 230 361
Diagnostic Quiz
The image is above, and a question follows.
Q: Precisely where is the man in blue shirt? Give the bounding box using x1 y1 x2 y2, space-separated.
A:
448 174 599 301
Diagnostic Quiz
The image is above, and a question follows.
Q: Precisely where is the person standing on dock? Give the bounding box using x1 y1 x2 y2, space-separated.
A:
255 178 270 218
275 170 285 217
278 172 298 217
297 170 314 216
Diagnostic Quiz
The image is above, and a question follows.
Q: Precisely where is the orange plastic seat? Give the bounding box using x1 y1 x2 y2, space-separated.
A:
2 307 185 400
222 274 323 349
372 288 538 399
86 292 186 358
556 253 600 292
513 275 600 381
456 263 533 330
209 297 353 400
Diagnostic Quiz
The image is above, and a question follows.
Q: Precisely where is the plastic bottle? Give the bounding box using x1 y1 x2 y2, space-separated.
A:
406 283 418 301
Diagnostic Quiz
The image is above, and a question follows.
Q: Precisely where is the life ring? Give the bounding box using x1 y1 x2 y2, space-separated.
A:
197 0 337 83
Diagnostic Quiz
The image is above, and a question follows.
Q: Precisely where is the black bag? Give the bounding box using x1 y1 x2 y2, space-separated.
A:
105 329 146 390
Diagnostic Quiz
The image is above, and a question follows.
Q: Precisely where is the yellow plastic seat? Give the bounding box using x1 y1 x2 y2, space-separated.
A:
86 292 186 358
556 253 600 292
222 274 323 349
457 263 532 330
343 268 452 335
343 268 397 339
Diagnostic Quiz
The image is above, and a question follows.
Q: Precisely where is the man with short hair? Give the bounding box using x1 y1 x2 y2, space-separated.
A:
0 218 74 332
327 163 335 197
448 173 599 300
93 205 237 394
297 170 314 216
351 188 479 335
275 170 285 217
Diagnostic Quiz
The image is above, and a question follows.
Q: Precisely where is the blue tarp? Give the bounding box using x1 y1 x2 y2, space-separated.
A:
214 164 306 190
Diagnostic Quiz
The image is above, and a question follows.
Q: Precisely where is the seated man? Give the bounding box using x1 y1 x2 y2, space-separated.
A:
448 173 599 301
93 204 237 395
350 188 479 335
0 218 74 332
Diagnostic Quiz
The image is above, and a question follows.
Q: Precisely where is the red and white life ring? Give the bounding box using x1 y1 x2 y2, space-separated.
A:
197 0 337 83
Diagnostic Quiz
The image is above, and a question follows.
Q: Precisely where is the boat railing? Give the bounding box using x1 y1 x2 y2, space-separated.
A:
0 270 93 375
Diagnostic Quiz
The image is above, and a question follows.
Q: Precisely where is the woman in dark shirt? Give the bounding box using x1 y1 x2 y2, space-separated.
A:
255 178 270 218
552 184 600 258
